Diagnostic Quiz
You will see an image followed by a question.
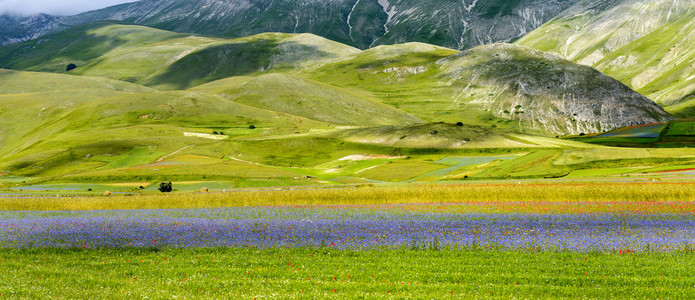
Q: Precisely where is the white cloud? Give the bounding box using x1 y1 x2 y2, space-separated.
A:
0 0 138 17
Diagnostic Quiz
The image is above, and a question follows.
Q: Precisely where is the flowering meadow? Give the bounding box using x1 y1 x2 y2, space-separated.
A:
1 203 695 252
1 183 695 298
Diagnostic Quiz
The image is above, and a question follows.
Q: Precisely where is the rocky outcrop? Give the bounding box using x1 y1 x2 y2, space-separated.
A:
0 14 61 45
438 44 672 134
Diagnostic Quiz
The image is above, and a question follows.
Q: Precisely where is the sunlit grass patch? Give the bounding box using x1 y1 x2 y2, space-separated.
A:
1 248 694 298
1 182 694 211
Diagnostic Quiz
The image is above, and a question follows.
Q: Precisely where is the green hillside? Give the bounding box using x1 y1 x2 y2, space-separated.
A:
0 22 186 73
517 0 695 66
594 11 695 110
0 23 669 136
0 69 153 159
517 0 695 114
141 33 361 89
329 123 540 149
0 68 152 94
0 23 691 190
213 73 421 126
309 43 669 135
0 22 361 89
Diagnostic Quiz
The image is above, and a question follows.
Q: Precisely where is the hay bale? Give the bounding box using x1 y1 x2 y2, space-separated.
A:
200 187 209 193
103 191 112 196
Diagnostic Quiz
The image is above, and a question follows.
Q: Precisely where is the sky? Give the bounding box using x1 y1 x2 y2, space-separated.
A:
0 0 138 16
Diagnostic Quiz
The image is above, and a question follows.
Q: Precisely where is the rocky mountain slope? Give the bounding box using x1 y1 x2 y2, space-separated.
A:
441 44 670 134
308 42 670 135
2 0 581 50
0 14 61 45
517 0 695 114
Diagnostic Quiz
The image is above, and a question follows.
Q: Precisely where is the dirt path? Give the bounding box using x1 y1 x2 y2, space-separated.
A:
156 145 192 162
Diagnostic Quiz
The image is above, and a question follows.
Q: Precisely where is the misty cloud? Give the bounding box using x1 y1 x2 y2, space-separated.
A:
0 0 138 17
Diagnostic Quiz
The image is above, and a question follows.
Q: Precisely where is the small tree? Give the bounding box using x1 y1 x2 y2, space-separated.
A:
248 125 256 129
158 181 173 193
66 63 77 72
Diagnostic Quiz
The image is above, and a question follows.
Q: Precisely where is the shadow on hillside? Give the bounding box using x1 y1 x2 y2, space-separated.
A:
0 22 130 72
144 39 335 90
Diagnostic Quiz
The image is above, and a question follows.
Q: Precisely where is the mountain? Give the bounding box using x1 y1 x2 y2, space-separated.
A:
308 42 670 135
0 14 61 45
517 0 695 114
3 0 581 50
0 23 680 183
440 44 671 134
0 23 669 136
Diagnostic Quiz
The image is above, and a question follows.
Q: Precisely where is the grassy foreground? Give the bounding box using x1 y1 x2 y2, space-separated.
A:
1 248 693 299
2 182 694 298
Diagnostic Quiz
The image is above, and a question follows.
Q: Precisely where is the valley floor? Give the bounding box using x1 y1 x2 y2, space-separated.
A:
0 183 694 298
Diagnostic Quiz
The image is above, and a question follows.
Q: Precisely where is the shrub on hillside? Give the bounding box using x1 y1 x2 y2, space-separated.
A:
66 63 77 71
158 181 173 193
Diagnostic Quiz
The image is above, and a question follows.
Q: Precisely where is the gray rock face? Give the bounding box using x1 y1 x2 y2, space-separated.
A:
0 14 61 45
438 44 671 134
373 0 579 49
516 0 695 111
2 0 581 49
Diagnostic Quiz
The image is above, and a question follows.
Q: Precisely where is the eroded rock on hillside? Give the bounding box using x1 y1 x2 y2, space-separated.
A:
0 14 61 45
438 44 671 135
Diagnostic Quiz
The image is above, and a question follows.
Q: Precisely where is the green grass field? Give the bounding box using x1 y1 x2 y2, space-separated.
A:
1 183 695 298
2 248 693 299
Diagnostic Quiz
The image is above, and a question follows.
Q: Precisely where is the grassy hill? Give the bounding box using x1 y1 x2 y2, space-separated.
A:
0 22 360 89
0 69 332 177
0 68 153 159
517 0 695 115
0 23 669 135
0 23 691 190
211 73 421 126
309 42 669 135
517 0 695 66
594 11 695 110
0 68 151 94
0 22 186 73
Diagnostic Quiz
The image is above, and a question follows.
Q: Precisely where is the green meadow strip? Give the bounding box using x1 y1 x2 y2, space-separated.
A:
1 248 693 298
